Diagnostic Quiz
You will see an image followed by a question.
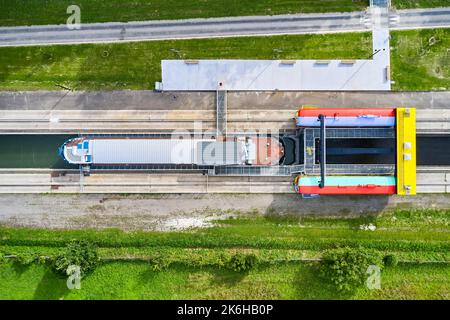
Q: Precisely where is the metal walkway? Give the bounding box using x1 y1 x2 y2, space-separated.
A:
213 165 303 177
303 127 395 175
216 90 227 137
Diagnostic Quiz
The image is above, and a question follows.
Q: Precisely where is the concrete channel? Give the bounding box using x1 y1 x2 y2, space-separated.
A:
0 91 449 134
0 90 449 194
0 167 448 194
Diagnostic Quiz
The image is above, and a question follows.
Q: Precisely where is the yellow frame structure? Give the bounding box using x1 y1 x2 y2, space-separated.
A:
396 108 417 195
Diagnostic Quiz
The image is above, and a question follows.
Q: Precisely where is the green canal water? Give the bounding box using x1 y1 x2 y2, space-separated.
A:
0 135 76 168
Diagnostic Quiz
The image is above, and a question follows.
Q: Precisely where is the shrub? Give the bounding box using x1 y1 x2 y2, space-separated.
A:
16 252 37 265
320 247 383 293
53 240 99 277
148 253 170 271
225 253 259 272
383 254 399 267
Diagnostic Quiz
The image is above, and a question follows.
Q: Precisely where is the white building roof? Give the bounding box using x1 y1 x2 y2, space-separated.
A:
162 58 390 91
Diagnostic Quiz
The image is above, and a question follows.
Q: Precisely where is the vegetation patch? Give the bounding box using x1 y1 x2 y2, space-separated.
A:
0 0 370 26
0 32 372 91
320 247 383 293
1 29 449 91
393 0 450 9
383 254 399 267
2 1 448 27
391 28 450 90
53 240 100 277
1 209 448 299
224 253 259 272
0 260 448 299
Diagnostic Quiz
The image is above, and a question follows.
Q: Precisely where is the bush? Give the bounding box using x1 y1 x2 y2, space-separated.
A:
53 240 99 277
148 253 170 271
16 252 37 265
225 253 259 272
320 247 383 293
383 254 399 267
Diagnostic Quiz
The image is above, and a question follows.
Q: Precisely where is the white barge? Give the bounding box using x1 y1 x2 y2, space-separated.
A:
59 136 285 167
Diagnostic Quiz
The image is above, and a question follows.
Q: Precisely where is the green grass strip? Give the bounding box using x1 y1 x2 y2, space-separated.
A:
2 1 449 27
393 0 450 9
0 260 448 299
1 215 449 253
0 0 370 26
1 29 449 91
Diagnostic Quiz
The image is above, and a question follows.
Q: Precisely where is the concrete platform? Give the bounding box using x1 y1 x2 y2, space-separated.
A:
0 168 447 194
2 90 450 110
1 192 450 231
1 91 449 134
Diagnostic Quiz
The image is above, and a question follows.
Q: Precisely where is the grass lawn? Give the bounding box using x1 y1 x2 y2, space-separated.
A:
1 1 449 27
391 28 450 90
0 28 449 91
2 211 449 257
0 260 448 300
0 209 449 299
393 0 450 9
0 1 370 26
0 32 373 91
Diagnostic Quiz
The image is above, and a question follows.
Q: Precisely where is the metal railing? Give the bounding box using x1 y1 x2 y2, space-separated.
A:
214 165 304 176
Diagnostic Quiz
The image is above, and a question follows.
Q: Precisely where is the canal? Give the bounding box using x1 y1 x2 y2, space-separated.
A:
0 135 76 169
0 134 448 169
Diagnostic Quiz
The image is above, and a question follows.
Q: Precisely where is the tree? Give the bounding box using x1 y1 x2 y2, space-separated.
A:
320 247 383 293
225 253 259 272
53 240 100 277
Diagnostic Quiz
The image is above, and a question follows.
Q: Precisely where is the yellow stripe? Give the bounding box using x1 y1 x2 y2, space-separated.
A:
396 108 417 195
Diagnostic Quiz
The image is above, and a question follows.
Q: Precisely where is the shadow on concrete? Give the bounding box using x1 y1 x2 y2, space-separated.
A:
266 194 391 217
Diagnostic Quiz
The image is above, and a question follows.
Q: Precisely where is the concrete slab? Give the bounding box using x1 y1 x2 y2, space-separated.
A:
1 90 449 134
162 58 391 91
1 192 450 230
2 90 450 111
0 168 447 194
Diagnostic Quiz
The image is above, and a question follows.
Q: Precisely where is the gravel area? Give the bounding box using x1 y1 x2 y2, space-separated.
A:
1 193 449 231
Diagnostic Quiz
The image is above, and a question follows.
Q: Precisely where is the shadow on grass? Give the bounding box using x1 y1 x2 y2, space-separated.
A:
11 261 32 276
265 194 391 218
33 268 69 300
138 264 159 283
209 268 247 287
293 262 353 300
263 209 379 231
206 264 282 300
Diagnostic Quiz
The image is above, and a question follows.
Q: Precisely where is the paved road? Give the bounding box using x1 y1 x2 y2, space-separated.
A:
0 8 449 47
